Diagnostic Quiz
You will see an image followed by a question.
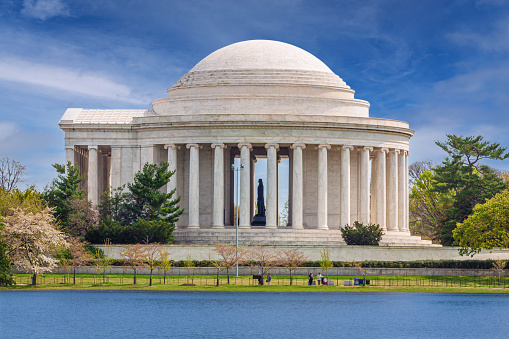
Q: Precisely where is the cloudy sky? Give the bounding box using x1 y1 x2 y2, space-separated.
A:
1 0 509 190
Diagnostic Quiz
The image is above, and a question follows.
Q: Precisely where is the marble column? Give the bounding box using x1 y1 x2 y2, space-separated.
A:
110 146 121 190
370 155 377 226
317 144 330 230
212 144 226 228
397 150 406 231
164 144 179 196
65 146 74 173
340 146 354 227
291 143 306 229
375 148 388 230
387 149 399 231
88 146 99 208
359 147 372 225
187 144 200 228
404 151 410 231
238 143 252 228
265 143 279 229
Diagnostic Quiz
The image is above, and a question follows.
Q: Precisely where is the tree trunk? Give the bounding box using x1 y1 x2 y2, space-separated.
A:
134 269 137 285
227 267 230 284
290 271 293 285
216 271 219 286
31 273 37 285
73 267 76 285
163 273 166 284
150 269 153 286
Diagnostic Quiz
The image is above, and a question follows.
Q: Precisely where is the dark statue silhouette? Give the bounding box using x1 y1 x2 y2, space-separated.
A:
251 178 266 226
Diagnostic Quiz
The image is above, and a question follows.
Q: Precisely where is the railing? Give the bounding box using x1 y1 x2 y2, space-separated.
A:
12 274 508 289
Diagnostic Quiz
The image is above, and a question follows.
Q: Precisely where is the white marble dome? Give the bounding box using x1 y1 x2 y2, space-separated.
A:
153 40 369 117
190 40 334 73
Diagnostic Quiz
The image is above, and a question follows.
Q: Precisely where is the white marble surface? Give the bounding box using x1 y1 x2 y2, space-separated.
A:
265 144 278 228
212 144 225 228
187 144 200 228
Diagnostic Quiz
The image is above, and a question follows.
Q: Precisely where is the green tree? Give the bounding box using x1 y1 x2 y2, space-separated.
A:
157 248 173 284
319 246 333 279
184 253 195 285
409 170 454 242
0 224 13 286
453 190 509 256
125 162 183 224
44 162 91 236
434 135 509 245
98 185 132 225
0 186 46 216
89 162 183 244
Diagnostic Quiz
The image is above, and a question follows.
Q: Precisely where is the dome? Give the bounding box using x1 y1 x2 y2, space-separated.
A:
190 40 334 73
172 40 350 90
154 40 370 118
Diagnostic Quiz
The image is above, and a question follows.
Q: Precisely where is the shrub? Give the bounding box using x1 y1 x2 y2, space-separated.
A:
341 221 384 245
85 218 174 244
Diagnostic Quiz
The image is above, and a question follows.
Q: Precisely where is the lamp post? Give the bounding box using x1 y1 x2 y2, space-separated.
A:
231 162 243 277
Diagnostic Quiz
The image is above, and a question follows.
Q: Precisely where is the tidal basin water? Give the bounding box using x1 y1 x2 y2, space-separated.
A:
1 291 509 338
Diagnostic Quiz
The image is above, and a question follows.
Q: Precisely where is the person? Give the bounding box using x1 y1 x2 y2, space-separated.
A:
308 272 314 286
322 276 327 286
317 273 322 285
267 273 271 286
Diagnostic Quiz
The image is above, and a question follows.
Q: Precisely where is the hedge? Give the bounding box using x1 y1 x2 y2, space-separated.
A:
61 259 507 270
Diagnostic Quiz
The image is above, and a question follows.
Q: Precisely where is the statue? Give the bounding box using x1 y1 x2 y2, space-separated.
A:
251 178 266 226
257 179 265 216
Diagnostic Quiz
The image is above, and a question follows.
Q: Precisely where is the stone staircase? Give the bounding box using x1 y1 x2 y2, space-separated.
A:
173 228 439 247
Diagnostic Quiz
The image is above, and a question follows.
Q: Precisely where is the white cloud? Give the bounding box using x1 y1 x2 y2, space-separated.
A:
0 58 147 104
0 121 18 144
21 0 70 21
447 16 509 52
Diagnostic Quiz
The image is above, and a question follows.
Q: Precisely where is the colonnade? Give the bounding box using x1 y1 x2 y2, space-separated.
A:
70 142 409 232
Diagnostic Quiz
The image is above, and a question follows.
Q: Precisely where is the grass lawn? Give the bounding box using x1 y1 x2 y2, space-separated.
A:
3 273 508 293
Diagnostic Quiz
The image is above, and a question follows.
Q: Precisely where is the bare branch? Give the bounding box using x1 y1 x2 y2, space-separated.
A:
0 157 26 192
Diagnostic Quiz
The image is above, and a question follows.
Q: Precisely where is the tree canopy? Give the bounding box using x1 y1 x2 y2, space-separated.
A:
409 170 454 242
453 190 509 256
433 135 508 245
125 162 183 224
43 162 95 238
89 162 183 244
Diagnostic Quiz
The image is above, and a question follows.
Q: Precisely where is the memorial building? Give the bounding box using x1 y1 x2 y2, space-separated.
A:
59 40 432 246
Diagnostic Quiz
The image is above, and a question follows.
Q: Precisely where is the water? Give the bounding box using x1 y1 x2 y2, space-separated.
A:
1 291 509 338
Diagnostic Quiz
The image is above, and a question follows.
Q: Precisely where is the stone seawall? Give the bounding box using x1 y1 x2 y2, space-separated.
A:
93 244 509 261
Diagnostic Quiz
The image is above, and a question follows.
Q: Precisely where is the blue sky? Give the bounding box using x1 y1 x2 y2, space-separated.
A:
1 0 509 191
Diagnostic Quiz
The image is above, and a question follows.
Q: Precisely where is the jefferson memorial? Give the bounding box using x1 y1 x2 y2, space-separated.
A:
59 40 432 246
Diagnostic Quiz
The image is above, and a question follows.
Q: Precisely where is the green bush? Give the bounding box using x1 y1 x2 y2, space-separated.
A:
341 221 384 245
85 218 174 244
